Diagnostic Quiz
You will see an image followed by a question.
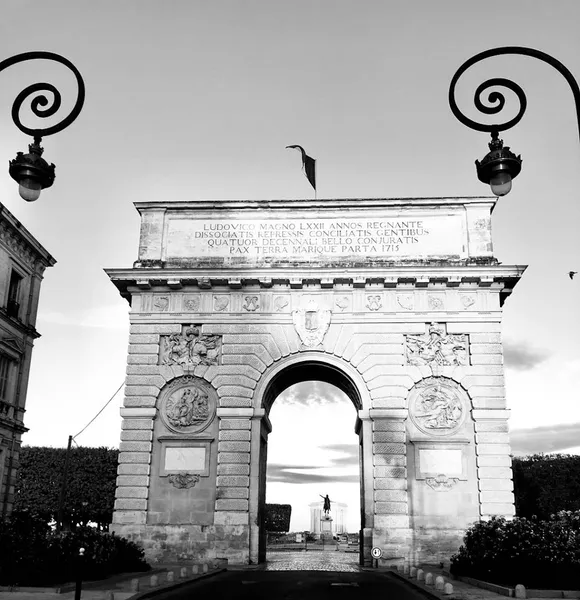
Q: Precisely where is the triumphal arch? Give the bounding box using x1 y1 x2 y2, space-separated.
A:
107 197 524 566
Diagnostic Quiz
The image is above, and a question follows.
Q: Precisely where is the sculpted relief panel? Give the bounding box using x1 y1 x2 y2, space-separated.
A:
405 323 468 366
292 300 331 347
160 325 221 368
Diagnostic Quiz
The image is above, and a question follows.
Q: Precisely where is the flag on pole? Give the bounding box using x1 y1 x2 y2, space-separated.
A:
286 145 316 191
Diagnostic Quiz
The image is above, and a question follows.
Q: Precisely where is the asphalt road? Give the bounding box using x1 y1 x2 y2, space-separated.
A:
149 569 431 600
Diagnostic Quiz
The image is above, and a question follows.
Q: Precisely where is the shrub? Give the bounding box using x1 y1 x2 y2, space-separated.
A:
0 511 149 586
450 511 580 589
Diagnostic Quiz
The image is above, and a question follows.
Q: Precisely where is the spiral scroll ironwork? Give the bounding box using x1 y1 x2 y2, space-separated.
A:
449 46 580 142
0 51 85 139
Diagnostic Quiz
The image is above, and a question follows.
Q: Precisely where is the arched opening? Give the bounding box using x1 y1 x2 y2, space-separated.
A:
256 358 366 568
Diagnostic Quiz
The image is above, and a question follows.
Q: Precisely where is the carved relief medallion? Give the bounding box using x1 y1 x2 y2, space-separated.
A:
159 376 216 434
168 473 200 489
292 300 331 347
366 295 382 311
160 325 221 368
405 323 468 366
409 378 466 436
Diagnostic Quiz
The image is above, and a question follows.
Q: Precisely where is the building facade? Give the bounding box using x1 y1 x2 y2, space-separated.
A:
107 196 525 566
0 203 55 518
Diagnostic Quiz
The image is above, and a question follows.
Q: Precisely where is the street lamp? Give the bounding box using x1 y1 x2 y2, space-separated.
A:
0 51 85 201
449 46 580 196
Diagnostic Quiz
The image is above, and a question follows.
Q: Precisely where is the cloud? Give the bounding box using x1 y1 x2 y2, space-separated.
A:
266 464 359 485
511 422 580 455
277 381 349 407
504 341 549 371
320 444 359 467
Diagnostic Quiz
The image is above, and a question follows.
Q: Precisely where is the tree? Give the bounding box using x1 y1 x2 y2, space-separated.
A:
14 446 118 529
513 454 580 519
264 504 292 532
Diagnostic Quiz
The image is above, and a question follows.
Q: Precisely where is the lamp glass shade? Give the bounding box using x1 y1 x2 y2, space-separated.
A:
18 178 42 202
490 171 512 197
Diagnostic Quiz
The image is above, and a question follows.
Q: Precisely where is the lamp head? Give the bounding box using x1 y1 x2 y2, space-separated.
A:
9 137 55 202
475 131 522 196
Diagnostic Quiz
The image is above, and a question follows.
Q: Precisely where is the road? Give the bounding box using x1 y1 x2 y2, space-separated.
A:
150 567 430 600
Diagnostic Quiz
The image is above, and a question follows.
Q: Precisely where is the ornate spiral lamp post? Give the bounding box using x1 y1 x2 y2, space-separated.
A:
449 46 580 196
0 51 85 201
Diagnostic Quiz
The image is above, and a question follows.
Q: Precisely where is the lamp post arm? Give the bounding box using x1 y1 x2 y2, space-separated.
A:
0 51 85 139
449 46 580 142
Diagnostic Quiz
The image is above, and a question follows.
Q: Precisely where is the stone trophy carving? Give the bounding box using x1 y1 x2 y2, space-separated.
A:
335 296 349 312
154 296 170 311
168 473 200 489
397 294 414 310
292 300 331 347
160 325 221 368
214 295 229 312
274 296 289 312
183 296 201 311
159 376 216 434
366 295 382 311
243 296 259 311
428 295 444 310
409 380 465 436
405 323 468 366
425 474 459 491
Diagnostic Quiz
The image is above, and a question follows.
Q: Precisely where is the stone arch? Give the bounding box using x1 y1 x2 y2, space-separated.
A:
254 351 371 413
250 352 370 564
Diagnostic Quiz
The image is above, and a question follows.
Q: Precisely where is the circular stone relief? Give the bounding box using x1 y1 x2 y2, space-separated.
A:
159 376 216 434
408 378 466 436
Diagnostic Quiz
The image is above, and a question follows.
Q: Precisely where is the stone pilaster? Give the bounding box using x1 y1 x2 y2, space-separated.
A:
112 407 155 526
473 409 515 518
214 408 252 562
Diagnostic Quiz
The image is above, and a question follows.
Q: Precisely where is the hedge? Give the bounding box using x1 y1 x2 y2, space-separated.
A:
450 511 580 589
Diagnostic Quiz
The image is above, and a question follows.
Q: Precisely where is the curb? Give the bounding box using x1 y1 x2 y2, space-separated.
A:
388 569 445 600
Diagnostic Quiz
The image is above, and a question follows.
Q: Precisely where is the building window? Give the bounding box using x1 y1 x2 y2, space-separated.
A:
0 356 11 402
7 271 23 319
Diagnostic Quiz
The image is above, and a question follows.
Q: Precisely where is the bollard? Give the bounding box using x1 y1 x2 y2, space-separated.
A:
191 564 200 575
435 576 445 590
444 583 454 595
403 563 410 575
166 571 175 583
202 563 208 573
515 584 527 599
150 575 159 588
130 579 139 593
75 548 85 600
180 567 188 579
425 573 434 586
417 569 425 581
410 567 417 578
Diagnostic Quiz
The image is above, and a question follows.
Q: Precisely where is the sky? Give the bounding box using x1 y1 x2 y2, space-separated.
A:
1 1 579 532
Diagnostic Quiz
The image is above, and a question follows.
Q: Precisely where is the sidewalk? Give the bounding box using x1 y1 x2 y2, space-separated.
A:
0 564 226 600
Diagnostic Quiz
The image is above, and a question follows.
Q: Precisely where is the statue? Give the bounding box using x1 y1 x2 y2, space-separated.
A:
320 494 331 516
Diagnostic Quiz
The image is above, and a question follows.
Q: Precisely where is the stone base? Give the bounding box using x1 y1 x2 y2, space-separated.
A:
112 523 250 565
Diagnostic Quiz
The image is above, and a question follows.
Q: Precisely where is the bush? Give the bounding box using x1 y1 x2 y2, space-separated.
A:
0 511 149 586
450 512 580 589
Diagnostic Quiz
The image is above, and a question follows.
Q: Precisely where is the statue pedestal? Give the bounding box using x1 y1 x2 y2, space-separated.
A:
320 515 333 541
